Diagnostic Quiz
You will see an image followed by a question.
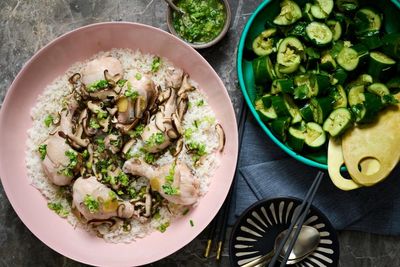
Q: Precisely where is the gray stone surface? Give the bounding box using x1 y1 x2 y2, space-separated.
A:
0 0 399 266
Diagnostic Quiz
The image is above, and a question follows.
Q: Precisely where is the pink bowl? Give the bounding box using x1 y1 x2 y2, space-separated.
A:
0 22 238 266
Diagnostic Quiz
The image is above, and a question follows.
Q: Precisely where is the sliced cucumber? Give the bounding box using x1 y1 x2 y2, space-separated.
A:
310 97 333 124
255 98 277 121
360 35 382 50
351 44 369 63
337 47 359 71
287 126 306 152
355 74 373 85
387 77 400 93
382 33 400 60
303 3 314 22
253 55 276 85
332 67 348 85
304 122 327 148
311 0 334 19
323 108 352 137
274 63 285 79
306 22 333 46
294 84 311 100
347 74 373 88
360 92 383 123
331 84 348 108
348 85 367 122
327 20 342 41
272 79 294 94
252 29 277 56
294 74 316 98
283 94 302 124
273 0 302 26
320 53 337 71
330 41 345 58
277 37 304 74
336 0 358 13
367 83 390 97
348 85 365 106
300 103 314 122
270 117 291 141
271 96 291 117
261 94 273 107
350 103 366 123
313 74 331 96
354 8 382 36
368 51 396 80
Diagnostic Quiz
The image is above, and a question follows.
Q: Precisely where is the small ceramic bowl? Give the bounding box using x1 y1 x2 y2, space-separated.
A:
166 0 231 49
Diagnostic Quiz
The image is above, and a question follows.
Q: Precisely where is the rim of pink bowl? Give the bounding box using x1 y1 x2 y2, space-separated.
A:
0 22 238 266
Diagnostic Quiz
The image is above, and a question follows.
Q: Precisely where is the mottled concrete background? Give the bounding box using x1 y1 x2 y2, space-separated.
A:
0 0 399 266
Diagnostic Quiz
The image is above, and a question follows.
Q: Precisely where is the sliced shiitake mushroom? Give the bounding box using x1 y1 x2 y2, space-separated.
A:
107 107 118 116
147 85 160 111
167 129 179 139
68 73 81 84
177 95 188 120
157 88 172 104
216 123 225 152
178 75 195 96
171 138 184 157
122 139 136 155
155 112 166 132
116 118 139 134
172 113 183 135
104 69 122 87
143 110 151 125
89 89 117 100
134 97 146 119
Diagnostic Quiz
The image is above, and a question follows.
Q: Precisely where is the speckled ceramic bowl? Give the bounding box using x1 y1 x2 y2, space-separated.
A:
0 22 238 266
166 0 231 49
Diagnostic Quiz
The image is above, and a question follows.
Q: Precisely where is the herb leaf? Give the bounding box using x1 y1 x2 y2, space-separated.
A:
44 115 53 127
117 79 127 87
89 118 101 129
87 80 109 92
162 184 180 195
47 202 69 217
83 194 99 213
38 144 47 160
129 124 145 138
145 132 165 148
151 57 161 72
158 221 170 233
125 89 139 100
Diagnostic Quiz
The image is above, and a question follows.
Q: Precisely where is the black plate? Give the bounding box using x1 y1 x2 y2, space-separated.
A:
229 197 339 267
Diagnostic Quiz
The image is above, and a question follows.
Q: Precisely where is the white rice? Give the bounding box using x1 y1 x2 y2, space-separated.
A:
25 49 220 243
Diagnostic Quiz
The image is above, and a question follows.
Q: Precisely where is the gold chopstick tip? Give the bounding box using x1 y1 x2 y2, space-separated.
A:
216 241 223 260
204 239 212 258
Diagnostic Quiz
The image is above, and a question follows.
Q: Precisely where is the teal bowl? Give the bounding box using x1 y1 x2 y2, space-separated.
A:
237 0 400 170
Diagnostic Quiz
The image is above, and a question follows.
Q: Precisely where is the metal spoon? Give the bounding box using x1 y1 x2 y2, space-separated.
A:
163 0 185 15
242 225 320 267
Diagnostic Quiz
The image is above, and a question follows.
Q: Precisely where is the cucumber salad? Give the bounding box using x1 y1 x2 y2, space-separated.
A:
252 0 400 152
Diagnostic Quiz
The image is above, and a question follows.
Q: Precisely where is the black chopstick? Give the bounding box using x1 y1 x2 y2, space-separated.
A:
216 184 233 260
215 102 248 261
268 171 324 267
204 215 218 258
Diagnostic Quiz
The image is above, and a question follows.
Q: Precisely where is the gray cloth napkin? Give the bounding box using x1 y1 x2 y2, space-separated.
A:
230 115 400 235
